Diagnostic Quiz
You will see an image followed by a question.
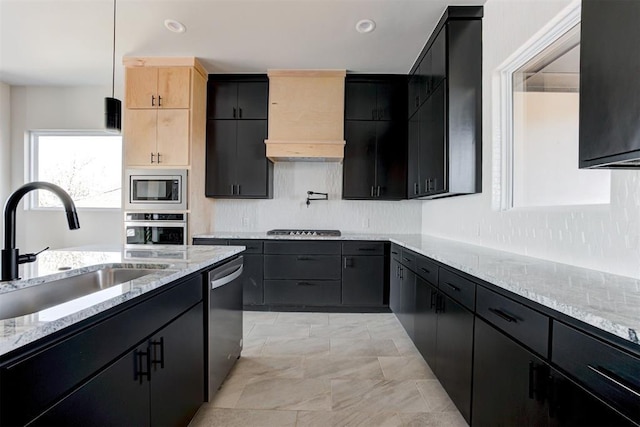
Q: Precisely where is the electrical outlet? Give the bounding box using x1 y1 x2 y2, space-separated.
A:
242 217 249 228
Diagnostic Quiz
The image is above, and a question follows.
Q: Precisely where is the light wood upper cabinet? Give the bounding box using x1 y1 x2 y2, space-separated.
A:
126 67 191 109
124 109 190 166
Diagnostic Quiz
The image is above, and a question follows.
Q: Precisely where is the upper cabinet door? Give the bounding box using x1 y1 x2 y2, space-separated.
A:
126 67 158 109
376 80 406 122
208 81 238 119
237 81 269 120
157 68 191 109
156 109 190 166
345 82 378 120
375 120 407 199
205 119 237 196
343 120 377 198
430 29 447 92
579 0 640 168
235 120 270 197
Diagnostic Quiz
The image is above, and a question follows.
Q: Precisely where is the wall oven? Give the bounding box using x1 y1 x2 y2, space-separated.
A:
125 169 187 211
124 212 187 246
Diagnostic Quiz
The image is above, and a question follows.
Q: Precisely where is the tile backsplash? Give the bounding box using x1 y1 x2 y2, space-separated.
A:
211 162 421 233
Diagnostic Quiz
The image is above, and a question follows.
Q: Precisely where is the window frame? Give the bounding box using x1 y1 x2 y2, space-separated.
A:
27 129 123 211
494 0 583 211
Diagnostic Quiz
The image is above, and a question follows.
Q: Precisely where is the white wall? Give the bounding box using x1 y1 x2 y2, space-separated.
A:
213 162 422 234
0 82 10 215
422 0 640 278
10 85 123 251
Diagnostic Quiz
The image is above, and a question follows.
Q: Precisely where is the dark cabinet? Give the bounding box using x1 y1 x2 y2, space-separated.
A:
390 254 417 340
579 0 640 168
345 79 405 121
28 302 204 427
435 291 474 423
208 80 268 120
342 242 385 307
343 75 407 200
414 276 438 368
407 8 482 199
206 75 273 199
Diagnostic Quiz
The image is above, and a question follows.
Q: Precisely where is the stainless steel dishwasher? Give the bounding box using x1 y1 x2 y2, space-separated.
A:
205 255 243 401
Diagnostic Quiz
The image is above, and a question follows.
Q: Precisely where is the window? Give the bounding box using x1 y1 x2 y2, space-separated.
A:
30 131 122 209
496 1 610 210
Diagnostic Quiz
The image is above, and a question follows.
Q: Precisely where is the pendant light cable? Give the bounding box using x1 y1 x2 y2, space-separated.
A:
111 0 116 98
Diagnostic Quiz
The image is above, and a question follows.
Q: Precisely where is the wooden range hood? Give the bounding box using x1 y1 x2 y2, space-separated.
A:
265 69 346 161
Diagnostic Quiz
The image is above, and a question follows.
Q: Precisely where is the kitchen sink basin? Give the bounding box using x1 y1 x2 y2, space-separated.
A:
0 267 163 320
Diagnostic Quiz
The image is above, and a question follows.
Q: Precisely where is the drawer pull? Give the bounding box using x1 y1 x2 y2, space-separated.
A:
391 251 399 255
402 257 412 263
420 267 431 274
489 308 518 323
297 281 316 286
430 290 437 309
358 247 376 251
587 365 640 398
297 256 313 261
446 282 460 292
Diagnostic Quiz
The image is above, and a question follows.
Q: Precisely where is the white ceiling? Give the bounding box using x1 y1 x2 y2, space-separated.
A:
0 0 486 87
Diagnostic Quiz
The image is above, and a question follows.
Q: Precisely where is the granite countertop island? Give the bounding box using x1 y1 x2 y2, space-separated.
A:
0 244 244 357
195 231 640 348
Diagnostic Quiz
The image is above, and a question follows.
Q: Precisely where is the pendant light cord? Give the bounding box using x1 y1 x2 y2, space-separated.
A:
111 0 116 98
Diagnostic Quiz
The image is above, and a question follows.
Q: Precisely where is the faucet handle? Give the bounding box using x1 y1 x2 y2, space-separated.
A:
18 246 49 264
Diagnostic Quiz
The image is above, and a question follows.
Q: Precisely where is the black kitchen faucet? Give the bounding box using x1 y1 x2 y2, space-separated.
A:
1 182 80 281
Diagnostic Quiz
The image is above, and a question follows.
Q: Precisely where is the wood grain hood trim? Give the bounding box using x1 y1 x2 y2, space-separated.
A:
265 69 346 162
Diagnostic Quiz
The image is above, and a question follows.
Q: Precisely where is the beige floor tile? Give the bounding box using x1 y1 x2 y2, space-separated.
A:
367 321 410 340
296 410 403 427
241 337 266 356
248 323 310 339
262 337 330 356
232 356 304 379
400 412 469 427
303 356 384 379
329 313 397 325
415 380 459 412
276 312 330 325
189 407 297 427
392 337 423 357
236 378 331 411
378 356 436 380
243 322 255 336
331 379 428 413
209 374 252 408
330 338 400 357
243 310 279 324
309 323 371 339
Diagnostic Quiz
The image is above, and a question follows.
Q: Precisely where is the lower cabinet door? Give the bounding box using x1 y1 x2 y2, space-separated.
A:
435 292 473 423
31 343 151 427
472 318 549 427
342 255 384 306
242 254 264 306
399 267 416 340
390 259 402 314
264 280 341 306
414 276 438 369
150 303 205 427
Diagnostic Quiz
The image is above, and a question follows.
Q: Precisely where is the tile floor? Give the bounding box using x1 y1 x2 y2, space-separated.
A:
190 311 468 427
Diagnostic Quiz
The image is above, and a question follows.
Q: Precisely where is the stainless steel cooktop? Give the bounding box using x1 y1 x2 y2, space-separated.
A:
266 229 341 237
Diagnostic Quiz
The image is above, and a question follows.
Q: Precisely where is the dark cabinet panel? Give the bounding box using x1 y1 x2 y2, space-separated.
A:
390 258 402 315
208 79 268 120
439 268 475 312
342 255 384 306
343 120 377 198
150 303 204 427
435 292 473 423
241 254 264 306
208 81 238 119
375 120 407 199
205 119 236 196
472 318 549 427
430 29 447 92
407 116 421 196
579 0 640 168
345 82 378 120
419 83 446 197
235 120 271 197
263 240 341 255
236 81 268 120
414 276 438 369
399 266 416 340
264 255 341 280
264 280 341 306
342 241 385 256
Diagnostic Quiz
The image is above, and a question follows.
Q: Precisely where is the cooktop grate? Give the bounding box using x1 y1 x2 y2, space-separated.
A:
266 229 341 237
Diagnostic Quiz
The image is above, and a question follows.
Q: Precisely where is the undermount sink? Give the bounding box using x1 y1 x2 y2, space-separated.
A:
0 267 163 320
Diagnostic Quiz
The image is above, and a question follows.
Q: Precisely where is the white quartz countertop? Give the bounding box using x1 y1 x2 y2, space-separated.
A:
0 244 244 358
195 231 640 347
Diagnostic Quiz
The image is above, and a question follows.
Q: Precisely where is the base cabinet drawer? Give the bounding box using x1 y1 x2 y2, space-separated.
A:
552 321 640 425
264 255 341 280
264 280 341 306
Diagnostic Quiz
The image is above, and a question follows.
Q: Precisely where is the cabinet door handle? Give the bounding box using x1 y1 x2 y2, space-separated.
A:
587 365 640 398
239 108 243 118
150 337 165 370
376 186 381 197
158 95 162 107
435 294 444 313
150 152 155 164
237 184 241 195
151 95 155 107
399 266 403 280
370 186 374 197
297 256 313 261
420 267 431 274
297 281 315 286
445 282 460 292
402 257 412 263
135 349 151 384
414 182 419 195
488 307 518 323
230 184 235 195
391 250 399 255
344 257 353 268
233 107 237 118
358 247 376 252
156 152 161 164
430 290 437 309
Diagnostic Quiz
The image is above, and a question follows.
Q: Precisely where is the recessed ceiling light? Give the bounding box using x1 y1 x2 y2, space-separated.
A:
164 19 186 33
355 19 376 34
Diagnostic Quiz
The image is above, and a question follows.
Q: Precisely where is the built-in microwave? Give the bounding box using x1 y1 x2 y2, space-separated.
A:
124 212 187 246
125 169 187 211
